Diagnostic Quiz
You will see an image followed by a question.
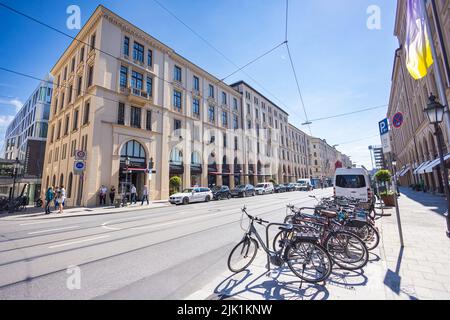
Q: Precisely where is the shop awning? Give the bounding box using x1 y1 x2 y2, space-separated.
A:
413 161 431 175
399 166 411 177
422 153 450 173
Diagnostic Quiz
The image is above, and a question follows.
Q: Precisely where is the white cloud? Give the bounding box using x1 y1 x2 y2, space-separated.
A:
0 98 23 112
0 115 14 126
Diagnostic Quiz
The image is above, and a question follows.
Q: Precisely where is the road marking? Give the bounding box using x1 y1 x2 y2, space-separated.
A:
48 235 110 249
28 226 80 235
20 219 63 226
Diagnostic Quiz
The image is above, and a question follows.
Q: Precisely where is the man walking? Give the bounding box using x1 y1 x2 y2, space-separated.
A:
109 186 116 205
45 186 54 214
130 184 137 204
141 185 149 205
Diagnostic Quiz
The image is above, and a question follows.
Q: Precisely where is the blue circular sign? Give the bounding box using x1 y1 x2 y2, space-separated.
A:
75 162 85 170
393 112 404 128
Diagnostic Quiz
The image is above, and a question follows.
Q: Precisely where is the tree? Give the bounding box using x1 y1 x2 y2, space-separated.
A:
374 170 391 184
169 176 181 195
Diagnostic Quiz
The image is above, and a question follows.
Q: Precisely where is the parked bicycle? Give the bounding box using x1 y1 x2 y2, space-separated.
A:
228 207 333 283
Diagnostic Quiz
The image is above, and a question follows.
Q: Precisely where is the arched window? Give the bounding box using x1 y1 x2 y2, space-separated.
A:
170 148 183 163
60 174 64 187
52 175 56 187
120 140 146 168
67 173 73 198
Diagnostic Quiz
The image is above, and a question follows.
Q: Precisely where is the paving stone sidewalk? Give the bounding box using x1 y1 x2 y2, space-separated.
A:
186 188 450 300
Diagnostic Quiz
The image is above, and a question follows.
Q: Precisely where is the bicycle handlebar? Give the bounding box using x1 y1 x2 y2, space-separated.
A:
241 207 270 224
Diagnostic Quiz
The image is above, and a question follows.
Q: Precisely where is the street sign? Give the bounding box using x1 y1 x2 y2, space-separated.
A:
381 133 392 153
392 112 404 129
75 150 87 161
379 118 389 135
74 161 86 175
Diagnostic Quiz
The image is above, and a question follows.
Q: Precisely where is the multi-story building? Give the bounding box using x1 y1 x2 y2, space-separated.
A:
388 0 450 192
3 75 52 202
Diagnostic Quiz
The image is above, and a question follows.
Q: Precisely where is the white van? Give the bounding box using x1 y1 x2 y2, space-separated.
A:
254 182 274 195
296 179 313 191
334 168 372 202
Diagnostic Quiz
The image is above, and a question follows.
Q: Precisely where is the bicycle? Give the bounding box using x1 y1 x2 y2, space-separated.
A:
274 205 369 271
228 207 333 284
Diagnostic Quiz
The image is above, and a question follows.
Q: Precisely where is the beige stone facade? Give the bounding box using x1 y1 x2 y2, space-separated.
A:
389 0 450 192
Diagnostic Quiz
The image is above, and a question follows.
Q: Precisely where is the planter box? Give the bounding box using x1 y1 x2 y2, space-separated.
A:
381 194 396 207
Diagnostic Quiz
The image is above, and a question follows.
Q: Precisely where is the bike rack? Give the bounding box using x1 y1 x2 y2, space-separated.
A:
265 222 292 273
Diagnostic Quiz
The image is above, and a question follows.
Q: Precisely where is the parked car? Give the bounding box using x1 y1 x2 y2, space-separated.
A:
211 185 231 200
296 179 313 191
334 168 372 202
284 183 296 192
274 184 287 193
231 184 256 198
254 182 275 195
169 187 213 205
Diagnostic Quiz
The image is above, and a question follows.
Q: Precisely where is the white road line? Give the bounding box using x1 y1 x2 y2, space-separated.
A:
20 219 63 226
28 226 80 235
48 235 110 249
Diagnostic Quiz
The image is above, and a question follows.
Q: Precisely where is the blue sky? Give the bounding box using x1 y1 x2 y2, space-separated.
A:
0 0 398 168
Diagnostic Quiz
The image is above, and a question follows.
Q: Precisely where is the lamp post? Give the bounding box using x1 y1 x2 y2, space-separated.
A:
424 94 450 238
124 156 130 205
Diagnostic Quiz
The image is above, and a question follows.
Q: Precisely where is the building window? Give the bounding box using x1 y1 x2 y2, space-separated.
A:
62 144 67 160
133 41 144 63
120 66 128 88
64 66 67 80
245 92 250 100
71 57 75 72
123 36 130 56
131 70 143 89
90 33 96 51
223 133 227 148
64 115 70 136
83 102 90 125
68 85 73 104
48 150 52 163
208 106 215 122
174 65 182 82
174 119 182 131
73 108 79 131
77 76 83 96
57 120 61 140
130 106 141 128
146 110 152 131
193 76 199 91
173 90 182 110
147 49 152 66
233 98 238 111
87 65 93 87
234 137 238 150
80 46 84 62
193 98 200 116
60 93 65 110
233 114 239 130
255 108 259 119
50 125 55 143
67 173 73 198
222 111 228 127
222 92 227 105
209 84 214 98
71 140 77 156
146 76 153 96
118 102 125 125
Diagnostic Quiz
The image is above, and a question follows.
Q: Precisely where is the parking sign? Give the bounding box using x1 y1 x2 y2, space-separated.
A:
379 118 389 136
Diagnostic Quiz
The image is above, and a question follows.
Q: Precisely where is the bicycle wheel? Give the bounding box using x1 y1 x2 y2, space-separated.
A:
227 237 258 273
272 230 286 252
287 239 332 283
354 223 380 251
324 231 368 271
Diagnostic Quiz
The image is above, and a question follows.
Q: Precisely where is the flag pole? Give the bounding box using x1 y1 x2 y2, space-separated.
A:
422 0 450 142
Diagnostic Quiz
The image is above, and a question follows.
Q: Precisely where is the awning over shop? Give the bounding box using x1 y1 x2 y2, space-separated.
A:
399 166 411 177
422 153 450 173
413 161 431 175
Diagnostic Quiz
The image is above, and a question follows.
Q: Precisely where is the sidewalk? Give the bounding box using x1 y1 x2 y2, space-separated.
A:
0 200 170 221
187 188 450 300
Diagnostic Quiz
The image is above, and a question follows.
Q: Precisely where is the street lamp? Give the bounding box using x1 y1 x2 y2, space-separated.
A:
424 94 450 238
124 156 130 205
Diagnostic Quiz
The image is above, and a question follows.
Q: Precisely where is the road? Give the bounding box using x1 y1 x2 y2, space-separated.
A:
0 188 332 299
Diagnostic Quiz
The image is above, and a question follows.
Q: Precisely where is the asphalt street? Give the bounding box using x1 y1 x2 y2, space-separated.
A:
0 188 332 299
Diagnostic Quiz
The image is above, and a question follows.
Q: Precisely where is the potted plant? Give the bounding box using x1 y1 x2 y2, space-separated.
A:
169 176 181 195
374 170 396 207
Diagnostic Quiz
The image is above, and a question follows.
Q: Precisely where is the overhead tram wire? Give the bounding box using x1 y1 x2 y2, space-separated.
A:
151 0 298 117
0 3 290 112
305 104 388 123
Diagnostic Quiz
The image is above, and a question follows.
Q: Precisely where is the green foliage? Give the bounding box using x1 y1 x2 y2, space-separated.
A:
270 179 277 185
379 190 395 196
169 176 181 194
374 170 392 183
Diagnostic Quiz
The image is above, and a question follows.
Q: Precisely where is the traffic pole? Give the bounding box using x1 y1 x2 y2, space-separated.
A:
389 153 405 248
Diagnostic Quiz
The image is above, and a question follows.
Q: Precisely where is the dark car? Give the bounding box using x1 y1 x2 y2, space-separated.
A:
284 183 296 192
231 184 256 198
211 186 231 200
274 184 287 193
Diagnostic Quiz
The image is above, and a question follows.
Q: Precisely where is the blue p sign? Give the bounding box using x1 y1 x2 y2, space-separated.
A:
379 118 389 136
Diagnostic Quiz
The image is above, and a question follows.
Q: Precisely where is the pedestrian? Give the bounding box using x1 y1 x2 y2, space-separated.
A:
54 187 60 211
45 186 54 214
109 186 116 205
59 186 66 214
141 185 149 205
99 185 107 206
130 184 137 204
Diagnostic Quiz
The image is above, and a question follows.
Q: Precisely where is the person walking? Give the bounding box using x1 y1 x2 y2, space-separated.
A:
57 185 66 214
54 187 60 211
130 184 137 204
45 186 54 214
109 186 116 205
141 185 149 205
99 185 107 206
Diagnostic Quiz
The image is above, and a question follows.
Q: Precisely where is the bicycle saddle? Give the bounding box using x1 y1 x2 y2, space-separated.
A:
321 210 337 218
